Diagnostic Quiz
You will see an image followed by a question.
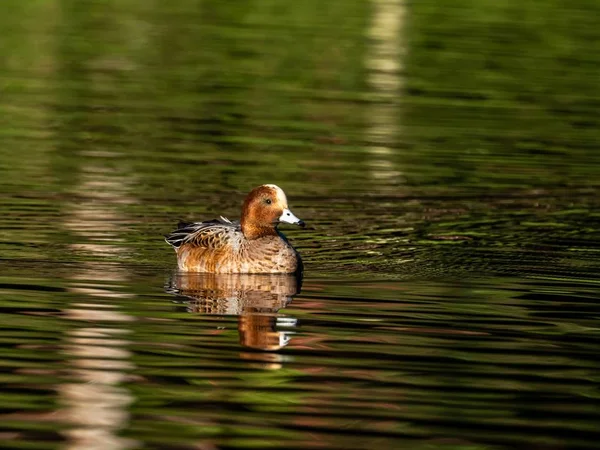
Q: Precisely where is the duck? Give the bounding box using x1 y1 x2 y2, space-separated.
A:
165 184 305 273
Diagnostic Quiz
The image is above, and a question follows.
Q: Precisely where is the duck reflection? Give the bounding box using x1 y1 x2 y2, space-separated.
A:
166 273 301 351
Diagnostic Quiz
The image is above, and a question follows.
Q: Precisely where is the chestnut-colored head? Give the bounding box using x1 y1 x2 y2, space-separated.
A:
240 184 304 240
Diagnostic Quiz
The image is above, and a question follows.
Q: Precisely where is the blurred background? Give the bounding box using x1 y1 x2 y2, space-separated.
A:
1 1 599 449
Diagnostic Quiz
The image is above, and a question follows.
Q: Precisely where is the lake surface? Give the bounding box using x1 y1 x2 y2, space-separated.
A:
1 1 600 449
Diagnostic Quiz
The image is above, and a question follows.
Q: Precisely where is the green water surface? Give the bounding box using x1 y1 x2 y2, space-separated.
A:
1 1 599 449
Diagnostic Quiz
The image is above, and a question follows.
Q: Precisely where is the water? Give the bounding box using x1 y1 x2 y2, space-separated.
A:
1 1 600 449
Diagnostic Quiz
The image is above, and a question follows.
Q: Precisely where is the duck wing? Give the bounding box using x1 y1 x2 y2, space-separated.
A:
165 217 240 249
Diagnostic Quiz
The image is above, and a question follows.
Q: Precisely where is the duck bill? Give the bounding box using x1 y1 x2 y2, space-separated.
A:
279 208 305 227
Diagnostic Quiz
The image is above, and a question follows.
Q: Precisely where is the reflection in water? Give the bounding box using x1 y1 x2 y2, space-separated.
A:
61 159 137 450
366 0 406 182
167 273 301 352
60 326 136 450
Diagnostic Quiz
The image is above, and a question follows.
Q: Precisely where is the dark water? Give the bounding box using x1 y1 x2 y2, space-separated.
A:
1 1 600 449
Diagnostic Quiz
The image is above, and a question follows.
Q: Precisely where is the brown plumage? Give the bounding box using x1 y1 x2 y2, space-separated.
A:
165 185 304 273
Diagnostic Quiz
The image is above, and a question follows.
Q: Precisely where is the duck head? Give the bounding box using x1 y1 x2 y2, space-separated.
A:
241 184 305 240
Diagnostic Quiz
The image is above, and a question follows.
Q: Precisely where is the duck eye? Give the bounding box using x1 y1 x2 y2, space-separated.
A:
265 199 272 205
